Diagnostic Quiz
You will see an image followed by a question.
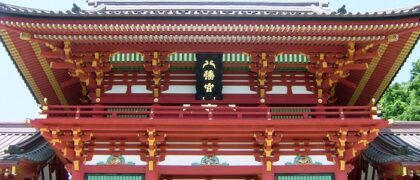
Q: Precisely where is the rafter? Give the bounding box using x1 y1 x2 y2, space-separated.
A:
46 41 112 103
306 41 380 104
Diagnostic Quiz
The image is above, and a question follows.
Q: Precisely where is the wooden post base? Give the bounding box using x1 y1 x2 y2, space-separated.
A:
71 170 84 180
146 170 159 180
335 171 348 180
261 170 274 180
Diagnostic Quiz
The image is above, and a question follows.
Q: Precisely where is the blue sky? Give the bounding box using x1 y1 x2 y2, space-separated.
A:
0 0 419 122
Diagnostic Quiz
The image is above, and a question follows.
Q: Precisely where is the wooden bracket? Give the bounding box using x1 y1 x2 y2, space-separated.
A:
306 53 328 104
264 130 274 172
253 129 281 172
336 130 348 171
307 42 377 104
40 128 91 172
144 52 170 102
141 129 167 171
249 52 275 103
72 129 83 158
48 41 112 103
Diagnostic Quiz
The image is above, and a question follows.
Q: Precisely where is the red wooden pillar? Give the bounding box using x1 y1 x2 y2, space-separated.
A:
145 170 159 180
71 170 84 180
67 162 85 180
335 171 348 180
261 163 274 180
145 163 159 180
262 172 274 180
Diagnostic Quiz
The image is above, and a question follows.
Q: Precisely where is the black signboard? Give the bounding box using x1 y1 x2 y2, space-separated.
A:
195 53 223 100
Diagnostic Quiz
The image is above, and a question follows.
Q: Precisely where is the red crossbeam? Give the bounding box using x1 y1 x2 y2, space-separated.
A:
42 105 373 121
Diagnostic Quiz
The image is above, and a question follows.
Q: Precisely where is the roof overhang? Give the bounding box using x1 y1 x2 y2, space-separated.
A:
0 3 419 105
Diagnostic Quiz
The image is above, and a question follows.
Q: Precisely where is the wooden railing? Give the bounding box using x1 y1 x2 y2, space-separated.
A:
41 105 376 120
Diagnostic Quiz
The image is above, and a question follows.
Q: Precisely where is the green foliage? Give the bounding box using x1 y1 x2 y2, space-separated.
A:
379 59 420 121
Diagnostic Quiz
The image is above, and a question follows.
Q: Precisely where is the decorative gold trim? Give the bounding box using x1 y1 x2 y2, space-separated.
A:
0 30 43 102
73 160 80 171
348 43 388 105
373 31 420 101
402 166 407 176
30 42 68 105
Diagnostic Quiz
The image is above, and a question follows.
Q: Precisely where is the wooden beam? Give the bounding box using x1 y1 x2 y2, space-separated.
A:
100 94 318 105
340 79 357 90
72 43 346 54
32 118 387 132
41 49 65 59
159 166 260 175
60 78 80 89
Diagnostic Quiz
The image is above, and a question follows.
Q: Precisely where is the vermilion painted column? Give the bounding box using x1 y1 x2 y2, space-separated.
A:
65 161 85 180
335 171 348 180
145 169 159 180
71 170 84 180
262 172 274 180
67 162 85 180
261 163 274 180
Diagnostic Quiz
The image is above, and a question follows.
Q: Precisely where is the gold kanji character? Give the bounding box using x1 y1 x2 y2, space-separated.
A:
204 83 214 93
203 70 215 80
202 60 216 69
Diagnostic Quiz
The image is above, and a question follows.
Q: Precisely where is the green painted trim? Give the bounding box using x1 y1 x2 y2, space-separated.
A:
168 66 251 71
112 66 145 71
168 53 308 63
109 53 308 72
110 53 144 63
107 108 149 118
169 52 196 62
277 174 333 180
271 109 311 119
168 53 252 63
223 53 251 63
275 54 309 63
86 174 144 180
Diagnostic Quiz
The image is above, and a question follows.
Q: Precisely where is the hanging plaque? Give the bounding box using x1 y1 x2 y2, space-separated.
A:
195 53 223 100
